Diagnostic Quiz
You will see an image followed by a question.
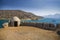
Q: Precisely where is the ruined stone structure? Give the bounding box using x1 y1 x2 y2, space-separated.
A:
56 24 60 35
20 22 56 30
2 22 8 28
9 16 21 27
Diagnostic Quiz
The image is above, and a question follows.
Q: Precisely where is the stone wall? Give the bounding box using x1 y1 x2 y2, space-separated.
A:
20 22 56 31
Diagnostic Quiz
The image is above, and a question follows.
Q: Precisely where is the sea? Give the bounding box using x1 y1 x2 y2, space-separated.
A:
23 18 60 24
0 18 60 28
0 20 8 28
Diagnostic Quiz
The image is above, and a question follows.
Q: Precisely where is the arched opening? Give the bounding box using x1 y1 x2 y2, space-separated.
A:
14 21 18 27
57 31 60 35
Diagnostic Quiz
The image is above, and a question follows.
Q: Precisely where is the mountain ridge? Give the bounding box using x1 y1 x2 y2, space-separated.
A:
0 10 43 20
44 13 60 19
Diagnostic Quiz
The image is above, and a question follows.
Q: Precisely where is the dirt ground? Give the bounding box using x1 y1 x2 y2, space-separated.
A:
0 26 60 40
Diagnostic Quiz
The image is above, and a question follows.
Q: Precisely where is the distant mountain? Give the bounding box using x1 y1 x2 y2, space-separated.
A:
44 13 60 19
0 10 43 20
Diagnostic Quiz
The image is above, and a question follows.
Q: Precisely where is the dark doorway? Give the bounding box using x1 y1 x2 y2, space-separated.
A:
57 31 60 35
14 21 18 27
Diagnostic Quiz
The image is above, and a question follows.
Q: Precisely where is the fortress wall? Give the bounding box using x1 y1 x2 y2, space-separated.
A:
20 22 56 31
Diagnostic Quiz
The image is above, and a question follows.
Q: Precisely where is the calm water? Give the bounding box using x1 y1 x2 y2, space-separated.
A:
0 20 8 28
0 18 60 28
22 18 60 24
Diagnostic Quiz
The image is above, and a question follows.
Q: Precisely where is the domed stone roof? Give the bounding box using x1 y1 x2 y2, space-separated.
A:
10 16 20 21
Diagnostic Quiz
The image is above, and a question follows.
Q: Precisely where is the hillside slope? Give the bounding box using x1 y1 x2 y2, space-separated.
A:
0 26 59 40
0 10 43 20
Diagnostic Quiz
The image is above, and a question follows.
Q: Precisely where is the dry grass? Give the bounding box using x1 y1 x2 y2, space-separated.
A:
0 26 59 40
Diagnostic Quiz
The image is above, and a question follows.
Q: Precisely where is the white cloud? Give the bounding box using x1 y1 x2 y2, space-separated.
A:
22 8 60 16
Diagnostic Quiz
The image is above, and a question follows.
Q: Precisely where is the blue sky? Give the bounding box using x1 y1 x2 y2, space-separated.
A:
0 0 60 16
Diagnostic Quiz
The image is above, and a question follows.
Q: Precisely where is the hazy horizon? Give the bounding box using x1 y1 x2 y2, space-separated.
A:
0 0 60 16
